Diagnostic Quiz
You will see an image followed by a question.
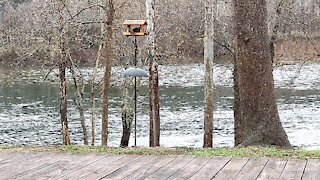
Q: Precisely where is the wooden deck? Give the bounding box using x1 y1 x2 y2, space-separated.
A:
0 152 319 180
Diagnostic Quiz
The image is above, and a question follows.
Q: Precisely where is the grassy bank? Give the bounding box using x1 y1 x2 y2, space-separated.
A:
1 146 320 160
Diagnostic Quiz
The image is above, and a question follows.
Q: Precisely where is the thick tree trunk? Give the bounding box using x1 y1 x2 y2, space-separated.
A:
101 0 114 146
146 0 160 147
58 0 70 145
203 0 214 148
233 0 291 149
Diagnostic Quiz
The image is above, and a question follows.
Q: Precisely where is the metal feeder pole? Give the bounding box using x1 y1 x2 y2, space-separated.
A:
134 36 138 147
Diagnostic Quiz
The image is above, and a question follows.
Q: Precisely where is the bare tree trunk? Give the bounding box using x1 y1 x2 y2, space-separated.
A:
90 48 101 146
149 62 160 147
146 0 160 147
58 0 70 145
120 78 134 147
90 4 106 145
203 0 214 148
233 0 292 149
101 0 114 146
101 62 112 146
69 56 88 145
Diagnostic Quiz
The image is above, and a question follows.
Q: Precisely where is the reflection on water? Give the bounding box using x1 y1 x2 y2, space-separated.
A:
0 64 320 149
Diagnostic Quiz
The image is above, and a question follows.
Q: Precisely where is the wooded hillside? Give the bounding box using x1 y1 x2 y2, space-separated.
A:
0 0 319 66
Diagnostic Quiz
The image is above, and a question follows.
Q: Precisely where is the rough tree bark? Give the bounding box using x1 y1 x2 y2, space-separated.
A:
203 0 214 148
101 0 114 146
233 0 292 149
58 0 70 145
146 0 160 147
120 111 132 146
120 78 134 147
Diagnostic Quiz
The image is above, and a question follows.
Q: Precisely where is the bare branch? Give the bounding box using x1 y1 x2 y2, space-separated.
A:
114 1 128 11
42 62 59 83
74 21 109 25
58 0 73 19
68 4 106 21
213 38 235 57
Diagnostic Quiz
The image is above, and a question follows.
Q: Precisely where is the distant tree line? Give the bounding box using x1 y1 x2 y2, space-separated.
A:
0 0 319 66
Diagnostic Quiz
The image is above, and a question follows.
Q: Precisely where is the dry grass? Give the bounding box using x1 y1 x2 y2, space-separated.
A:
2 146 320 160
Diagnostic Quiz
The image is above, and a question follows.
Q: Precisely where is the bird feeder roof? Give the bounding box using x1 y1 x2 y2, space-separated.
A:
123 20 147 25
123 68 148 77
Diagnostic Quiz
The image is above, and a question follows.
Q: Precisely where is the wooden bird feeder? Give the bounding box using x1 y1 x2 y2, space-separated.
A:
123 20 148 36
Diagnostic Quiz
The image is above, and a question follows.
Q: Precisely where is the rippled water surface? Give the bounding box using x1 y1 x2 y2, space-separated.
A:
0 63 319 149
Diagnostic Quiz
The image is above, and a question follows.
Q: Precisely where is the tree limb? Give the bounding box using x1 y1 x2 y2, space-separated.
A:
213 38 235 57
42 62 59 83
74 21 109 25
68 4 106 21
115 1 128 11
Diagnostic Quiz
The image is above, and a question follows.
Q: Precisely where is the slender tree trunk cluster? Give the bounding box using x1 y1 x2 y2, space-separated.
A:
233 0 291 149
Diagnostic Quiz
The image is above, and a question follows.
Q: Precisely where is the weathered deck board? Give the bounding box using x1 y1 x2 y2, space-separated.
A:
0 152 319 180
144 156 194 180
0 152 21 163
213 158 249 179
167 157 211 180
102 155 158 180
19 154 115 180
189 157 231 180
301 160 320 180
279 160 307 180
0 153 38 169
234 158 268 180
48 154 104 179
123 156 176 180
0 153 24 169
61 155 124 180
13 153 80 180
80 155 141 179
0 152 58 179
257 159 287 180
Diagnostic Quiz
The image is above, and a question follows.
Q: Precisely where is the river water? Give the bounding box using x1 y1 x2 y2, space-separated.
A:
0 63 319 149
